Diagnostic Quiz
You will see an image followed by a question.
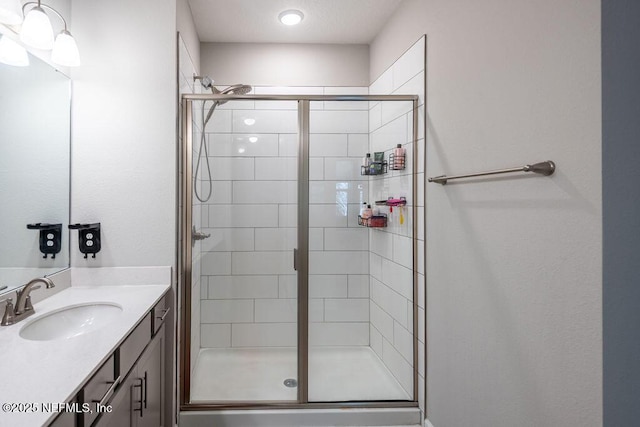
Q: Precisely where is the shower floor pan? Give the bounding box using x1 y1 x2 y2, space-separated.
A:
190 346 411 402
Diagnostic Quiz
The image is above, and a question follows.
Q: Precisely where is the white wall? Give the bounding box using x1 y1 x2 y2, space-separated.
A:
371 1 602 426
200 43 369 87
177 0 200 73
70 0 177 268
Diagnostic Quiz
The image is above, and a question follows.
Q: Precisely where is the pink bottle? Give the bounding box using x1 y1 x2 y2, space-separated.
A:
393 144 405 169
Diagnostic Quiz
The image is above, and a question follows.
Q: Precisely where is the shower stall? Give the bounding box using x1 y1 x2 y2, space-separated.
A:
179 90 420 417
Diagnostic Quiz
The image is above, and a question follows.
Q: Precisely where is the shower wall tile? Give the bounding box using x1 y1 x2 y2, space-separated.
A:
232 110 297 133
309 275 348 298
201 228 254 252
381 257 414 301
309 228 324 250
370 230 394 259
309 134 348 157
278 275 297 298
382 337 414 394
323 157 366 180
255 158 297 180
309 205 348 228
309 299 324 322
254 299 297 323
207 133 279 157
253 100 297 110
232 181 297 204
278 204 297 227
201 299 253 323
231 323 297 347
347 134 369 157
371 277 409 329
278 134 298 157
348 275 369 298
370 300 394 341
370 325 383 358
310 111 368 134
393 321 414 364
309 251 369 275
255 228 297 251
392 37 425 92
370 115 407 153
201 324 231 348
207 275 279 299
254 86 324 95
324 228 369 251
309 181 368 204
197 181 232 205
209 205 278 228
210 157 255 180
309 157 324 180
393 234 413 269
232 251 295 275
309 322 369 346
200 252 231 275
324 299 369 322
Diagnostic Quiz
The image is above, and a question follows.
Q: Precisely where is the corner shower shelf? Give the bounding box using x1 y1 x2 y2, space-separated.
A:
389 153 406 170
358 214 388 228
360 161 388 176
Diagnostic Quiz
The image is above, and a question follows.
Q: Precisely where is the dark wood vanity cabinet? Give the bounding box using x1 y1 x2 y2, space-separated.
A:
46 291 170 427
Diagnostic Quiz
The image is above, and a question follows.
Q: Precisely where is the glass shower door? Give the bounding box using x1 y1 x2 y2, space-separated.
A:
189 98 299 402
307 99 416 402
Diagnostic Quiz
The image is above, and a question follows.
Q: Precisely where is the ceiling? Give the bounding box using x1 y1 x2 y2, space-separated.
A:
188 0 404 44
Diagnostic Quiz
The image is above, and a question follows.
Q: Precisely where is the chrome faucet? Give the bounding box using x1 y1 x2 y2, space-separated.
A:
1 277 55 326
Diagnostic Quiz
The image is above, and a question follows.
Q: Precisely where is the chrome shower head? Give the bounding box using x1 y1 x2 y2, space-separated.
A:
213 84 252 105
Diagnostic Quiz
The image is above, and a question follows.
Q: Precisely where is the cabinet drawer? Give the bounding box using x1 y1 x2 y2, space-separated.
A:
151 293 170 336
81 355 115 427
119 313 151 378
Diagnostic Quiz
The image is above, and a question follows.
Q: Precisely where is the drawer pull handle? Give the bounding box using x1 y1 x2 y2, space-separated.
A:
92 375 121 407
132 377 144 417
156 307 170 323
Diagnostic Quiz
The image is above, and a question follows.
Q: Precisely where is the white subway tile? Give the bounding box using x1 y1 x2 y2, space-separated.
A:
205 109 232 132
309 134 347 157
207 133 279 157
309 275 348 298
381 258 413 301
323 86 369 95
309 181 368 204
201 228 254 252
393 234 413 269
309 298 324 322
201 299 253 323
309 157 324 180
233 110 298 133
417 273 425 309
418 306 425 345
370 68 393 95
255 158 297 180
200 277 208 299
381 100 414 128
369 102 382 132
347 203 364 227
370 324 383 357
370 252 382 281
278 275 297 298
392 37 425 91
324 157 366 180
233 181 297 204
309 251 369 275
210 158 255 180
323 87 369 111
216 100 255 110
254 86 323 95
370 115 407 153
347 134 369 158
278 204 297 227
310 111 368 133
369 300 393 340
255 228 296 251
309 204 348 228
395 71 425 106
348 275 369 297
201 324 231 348
232 323 297 347
370 229 393 259
383 338 414 396
393 322 414 364
209 205 278 228
324 228 368 251
324 299 369 322
200 181 232 205
371 278 409 328
253 100 298 110
207 275 278 299
232 251 295 275
278 134 298 157
309 322 369 346
201 252 231 275
309 227 324 250
255 299 297 322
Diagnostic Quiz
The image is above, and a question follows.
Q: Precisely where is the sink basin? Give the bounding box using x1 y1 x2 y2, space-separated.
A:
19 303 123 341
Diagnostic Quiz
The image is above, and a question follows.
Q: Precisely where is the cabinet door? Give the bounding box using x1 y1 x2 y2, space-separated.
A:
137 324 164 427
95 373 138 427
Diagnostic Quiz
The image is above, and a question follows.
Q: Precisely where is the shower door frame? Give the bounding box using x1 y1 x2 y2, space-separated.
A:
180 93 420 411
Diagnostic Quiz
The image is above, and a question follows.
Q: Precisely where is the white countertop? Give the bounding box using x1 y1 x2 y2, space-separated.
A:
0 284 170 427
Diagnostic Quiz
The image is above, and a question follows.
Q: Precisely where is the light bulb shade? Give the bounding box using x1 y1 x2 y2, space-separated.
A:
0 0 23 25
51 30 80 66
0 35 29 66
20 6 54 50
279 10 304 26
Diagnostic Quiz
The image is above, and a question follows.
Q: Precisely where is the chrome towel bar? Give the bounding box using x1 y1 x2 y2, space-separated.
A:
428 160 555 185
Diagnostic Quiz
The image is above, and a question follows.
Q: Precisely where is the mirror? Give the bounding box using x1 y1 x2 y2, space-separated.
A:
0 45 71 295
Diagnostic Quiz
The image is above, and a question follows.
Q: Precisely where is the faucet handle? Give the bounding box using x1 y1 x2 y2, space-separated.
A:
1 298 15 326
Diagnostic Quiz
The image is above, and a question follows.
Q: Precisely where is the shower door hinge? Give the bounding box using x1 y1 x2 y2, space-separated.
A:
293 248 299 271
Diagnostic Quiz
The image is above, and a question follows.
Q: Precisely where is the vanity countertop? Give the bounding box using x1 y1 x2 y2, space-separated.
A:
0 284 170 426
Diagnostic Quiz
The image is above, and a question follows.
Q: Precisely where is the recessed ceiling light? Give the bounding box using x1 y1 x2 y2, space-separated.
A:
279 10 303 26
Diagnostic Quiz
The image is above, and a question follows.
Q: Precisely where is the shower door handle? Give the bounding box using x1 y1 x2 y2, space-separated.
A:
293 248 299 271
